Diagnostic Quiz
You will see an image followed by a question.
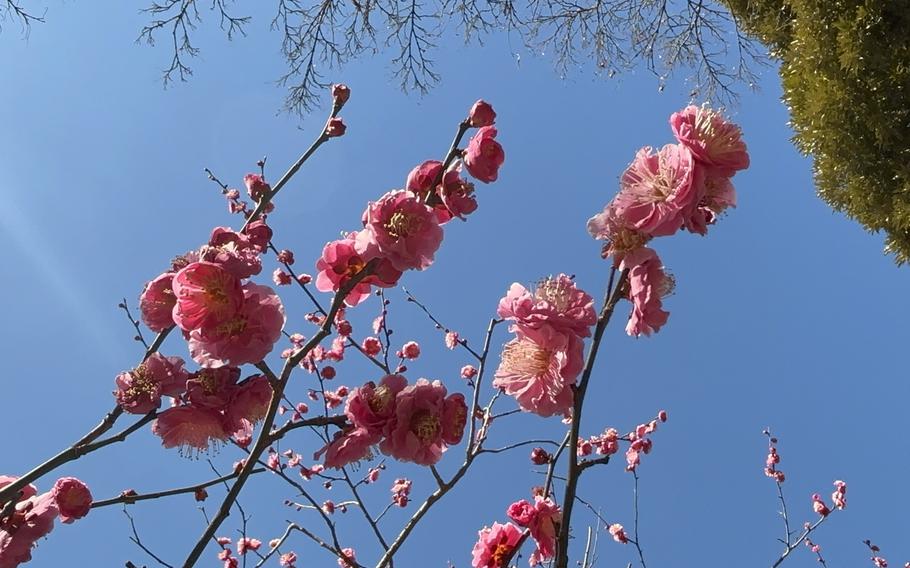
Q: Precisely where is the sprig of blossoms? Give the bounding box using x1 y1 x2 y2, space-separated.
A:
587 104 749 337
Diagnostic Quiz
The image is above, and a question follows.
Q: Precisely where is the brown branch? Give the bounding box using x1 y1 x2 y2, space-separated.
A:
92 468 267 509
555 267 628 568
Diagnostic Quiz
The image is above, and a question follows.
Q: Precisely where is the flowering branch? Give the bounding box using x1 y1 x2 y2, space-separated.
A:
555 267 628 568
91 468 267 509
180 264 375 566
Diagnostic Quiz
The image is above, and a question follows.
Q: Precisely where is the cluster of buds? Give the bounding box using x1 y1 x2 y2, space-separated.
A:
763 429 785 483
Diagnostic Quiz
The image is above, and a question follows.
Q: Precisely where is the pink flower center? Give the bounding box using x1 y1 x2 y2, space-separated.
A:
490 542 513 566
368 385 393 414
410 411 440 443
125 365 157 399
216 316 248 337
335 255 366 278
203 276 234 315
500 338 552 377
197 370 219 394
534 277 571 311
385 211 423 239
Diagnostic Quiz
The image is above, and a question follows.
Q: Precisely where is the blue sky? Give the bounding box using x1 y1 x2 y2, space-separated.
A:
1 2 908 567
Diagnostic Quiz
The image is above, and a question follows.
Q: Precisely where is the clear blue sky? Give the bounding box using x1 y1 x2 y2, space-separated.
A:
1 3 908 567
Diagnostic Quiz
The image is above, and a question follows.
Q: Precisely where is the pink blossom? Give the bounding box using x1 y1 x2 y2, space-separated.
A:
391 478 412 507
872 558 888 568
345 374 408 435
683 173 737 235
362 337 382 356
172 261 244 332
242 220 272 253
185 367 241 409
608 523 629 544
277 249 295 265
612 144 698 237
586 202 651 261
471 522 523 568
279 552 297 567
435 163 479 223
463 126 505 183
812 493 830 517
469 100 496 127
832 480 847 510
0 491 58 568
50 477 92 524
406 160 443 195
669 105 750 175
320 427 376 469
152 406 229 454
620 247 672 337
226 375 273 427
461 365 478 380
332 84 351 106
244 174 270 202
201 227 263 279
380 379 467 465
139 272 177 332
315 234 403 306
360 190 444 271
338 547 357 567
508 498 561 560
493 326 584 418
497 274 596 338
273 269 292 286
188 283 286 367
114 353 190 413
400 341 421 359
530 447 550 465
445 331 459 349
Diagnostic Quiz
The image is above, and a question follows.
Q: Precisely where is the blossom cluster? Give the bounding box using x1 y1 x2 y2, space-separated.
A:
0 476 91 567
471 496 562 567
587 104 750 336
577 409 668 472
319 375 468 467
315 99 504 306
492 275 596 418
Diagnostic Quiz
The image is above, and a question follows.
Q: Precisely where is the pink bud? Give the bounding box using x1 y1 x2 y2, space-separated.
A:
325 117 346 137
468 100 496 127
332 84 351 106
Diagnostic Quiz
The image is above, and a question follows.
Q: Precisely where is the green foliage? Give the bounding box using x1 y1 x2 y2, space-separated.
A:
723 0 910 263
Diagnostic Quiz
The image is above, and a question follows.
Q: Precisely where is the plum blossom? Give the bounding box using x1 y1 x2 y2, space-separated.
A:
497 275 596 338
469 100 496 127
400 341 421 359
435 163 479 223
345 374 408 436
201 227 264 279
360 190 444 271
586 202 651 261
338 547 357 567
172 261 244 332
0 490 58 568
507 497 561 560
471 522 523 568
493 326 584 418
608 523 629 544
463 126 505 183
406 160 443 195
812 493 830 517
152 406 229 454
188 283 286 367
184 367 241 409
226 375 273 427
332 83 351 106
379 379 467 465
50 477 92 524
612 144 698 237
114 353 189 413
832 480 847 510
620 247 672 337
139 272 177 332
670 105 750 175
244 174 270 202
315 233 402 306
319 427 375 469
